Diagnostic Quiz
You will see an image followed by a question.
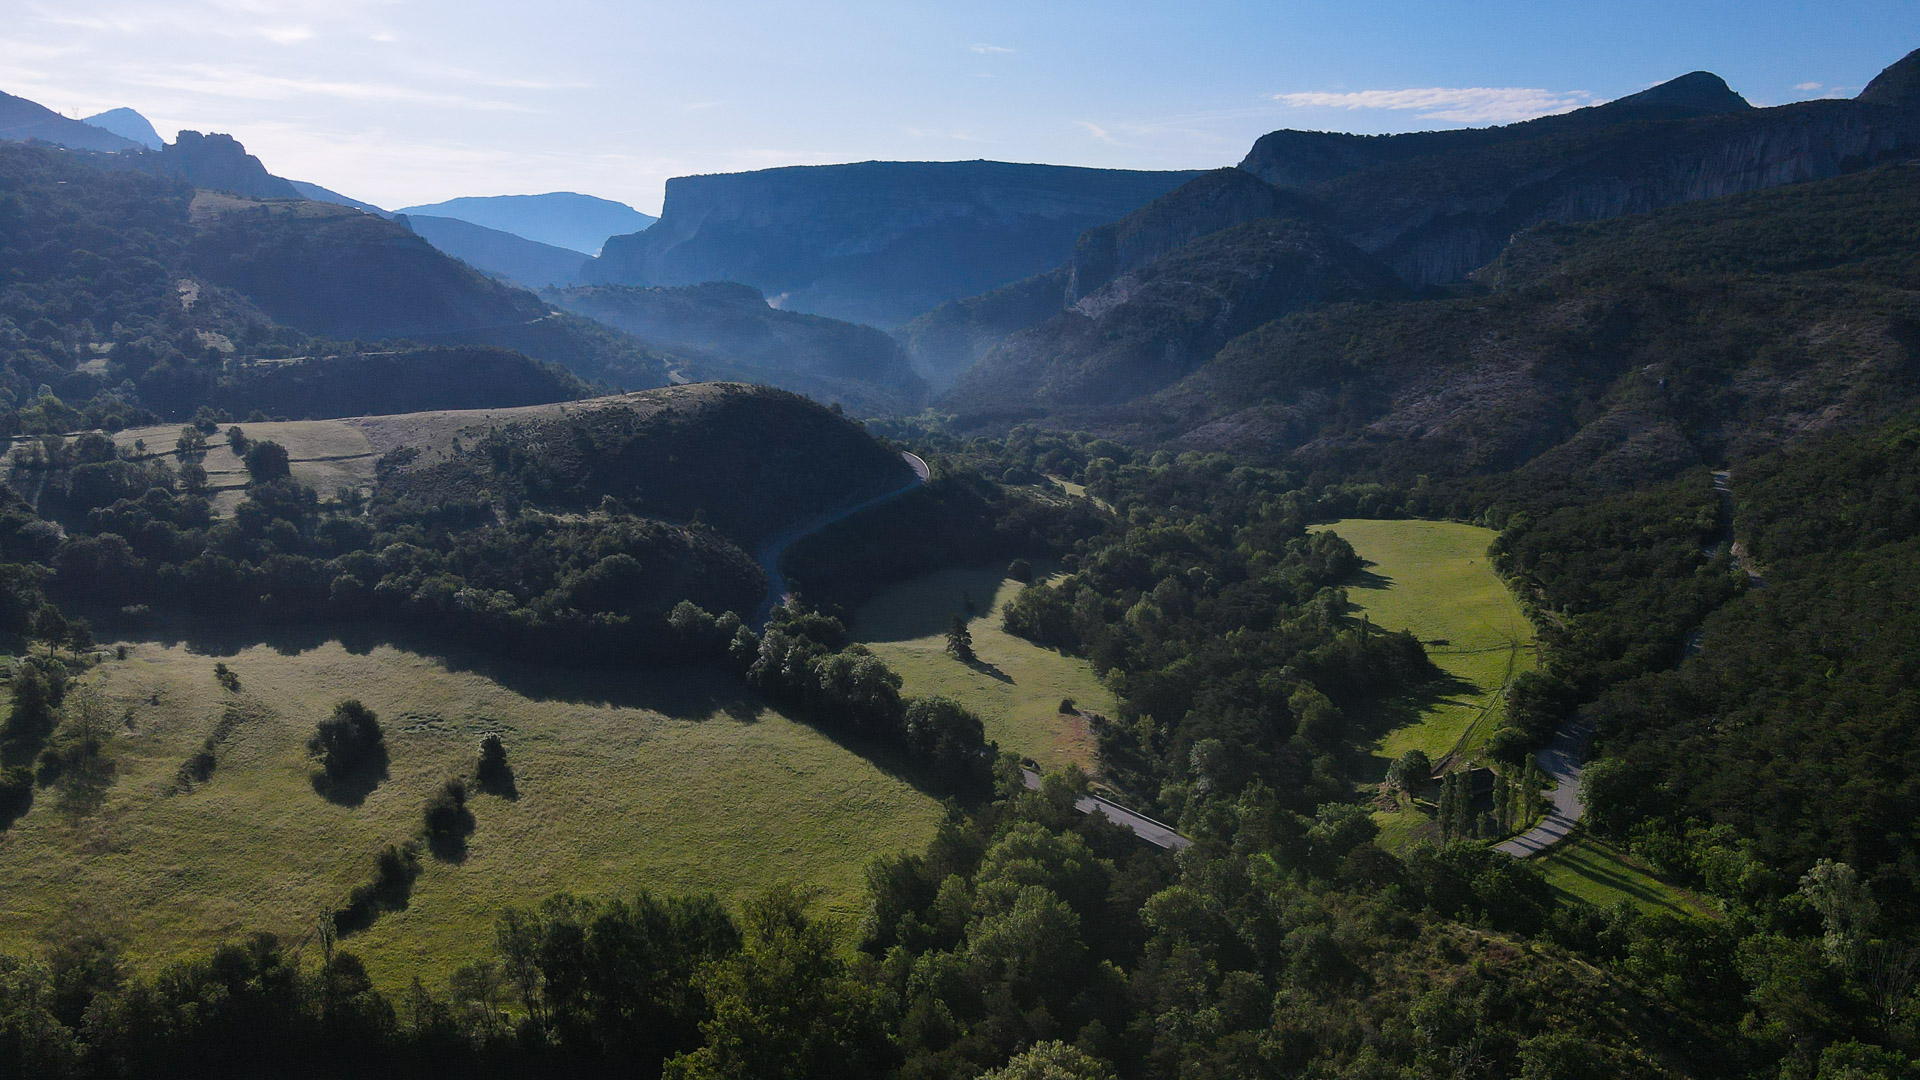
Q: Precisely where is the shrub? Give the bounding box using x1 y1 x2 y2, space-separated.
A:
308 699 384 784
423 777 475 858
475 734 514 795
1058 697 1077 714
225 426 249 455
1007 557 1033 584
333 843 421 932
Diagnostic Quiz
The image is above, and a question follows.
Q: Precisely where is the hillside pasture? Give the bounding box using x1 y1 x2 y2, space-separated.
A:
1313 519 1536 774
0 627 941 995
852 566 1111 770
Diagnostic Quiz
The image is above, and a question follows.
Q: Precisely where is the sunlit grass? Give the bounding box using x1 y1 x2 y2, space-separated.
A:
1535 833 1712 918
0 629 941 996
851 566 1112 771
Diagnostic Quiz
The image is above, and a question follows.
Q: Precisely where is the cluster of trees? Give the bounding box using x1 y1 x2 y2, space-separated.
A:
669 602 995 792
19 762 1912 1080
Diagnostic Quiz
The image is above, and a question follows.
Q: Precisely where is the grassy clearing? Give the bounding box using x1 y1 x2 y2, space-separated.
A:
1534 834 1712 918
851 566 1112 771
0 627 941 996
1311 519 1536 774
114 420 377 516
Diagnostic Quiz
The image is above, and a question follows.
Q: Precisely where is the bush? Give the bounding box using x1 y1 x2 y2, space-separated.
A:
475 734 514 795
225 426 249 455
333 843 421 932
422 777 475 858
1007 557 1033 583
308 699 384 785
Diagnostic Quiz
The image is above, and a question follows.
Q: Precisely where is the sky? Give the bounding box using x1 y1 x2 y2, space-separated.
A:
1 0 1913 214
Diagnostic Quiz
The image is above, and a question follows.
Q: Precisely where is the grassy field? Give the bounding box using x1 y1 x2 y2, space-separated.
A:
113 420 379 515
0 627 941 995
1312 519 1536 774
1534 834 1712 918
851 566 1112 771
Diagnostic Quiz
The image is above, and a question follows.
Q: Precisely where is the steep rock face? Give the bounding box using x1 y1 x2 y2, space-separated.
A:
1860 47 1920 104
548 281 928 414
1232 59 1920 287
151 132 302 200
942 218 1403 422
1068 168 1313 300
588 160 1202 327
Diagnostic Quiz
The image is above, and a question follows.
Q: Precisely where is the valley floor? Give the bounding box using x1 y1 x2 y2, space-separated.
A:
851 566 1112 772
0 625 941 996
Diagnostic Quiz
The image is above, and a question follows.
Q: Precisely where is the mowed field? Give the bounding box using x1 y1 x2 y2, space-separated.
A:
852 567 1111 771
1312 519 1537 774
0 630 942 995
1535 834 1713 918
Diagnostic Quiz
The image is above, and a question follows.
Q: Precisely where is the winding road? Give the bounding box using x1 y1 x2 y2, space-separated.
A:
751 450 930 626
1494 719 1591 857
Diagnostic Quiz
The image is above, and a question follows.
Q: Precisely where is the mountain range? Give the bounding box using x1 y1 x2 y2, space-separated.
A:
396 192 657 255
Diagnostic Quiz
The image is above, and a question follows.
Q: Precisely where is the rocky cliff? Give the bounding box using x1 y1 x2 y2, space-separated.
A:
587 160 1202 327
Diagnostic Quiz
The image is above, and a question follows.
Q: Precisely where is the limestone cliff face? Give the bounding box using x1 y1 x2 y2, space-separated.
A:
154 132 301 200
587 160 1201 327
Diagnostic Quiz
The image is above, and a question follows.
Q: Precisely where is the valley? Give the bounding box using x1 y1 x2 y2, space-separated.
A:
0 29 1916 1080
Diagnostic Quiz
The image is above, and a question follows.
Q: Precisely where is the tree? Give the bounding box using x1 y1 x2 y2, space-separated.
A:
664 887 891 1080
475 734 514 795
945 615 974 663
226 426 249 455
308 699 384 785
243 440 291 484
1388 749 1432 791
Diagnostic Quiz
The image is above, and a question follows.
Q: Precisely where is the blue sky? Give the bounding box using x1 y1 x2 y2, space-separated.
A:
2 0 1912 213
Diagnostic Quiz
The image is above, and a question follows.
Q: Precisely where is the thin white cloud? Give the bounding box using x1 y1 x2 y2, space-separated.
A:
970 44 1015 54
1794 81 1824 91
125 63 533 111
1073 120 1116 145
1272 86 1596 125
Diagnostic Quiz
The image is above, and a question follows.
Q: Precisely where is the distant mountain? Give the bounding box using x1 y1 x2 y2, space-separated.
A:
1102 161 1920 493
394 192 655 255
101 130 304 200
587 160 1205 327
185 189 670 387
929 53 1920 427
894 268 1071 394
81 107 163 150
290 180 388 216
401 213 590 289
549 281 928 414
942 217 1404 424
0 90 141 152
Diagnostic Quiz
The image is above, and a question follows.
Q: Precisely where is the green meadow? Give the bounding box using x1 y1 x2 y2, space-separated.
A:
851 566 1113 771
1535 834 1712 918
1312 519 1537 773
0 629 941 996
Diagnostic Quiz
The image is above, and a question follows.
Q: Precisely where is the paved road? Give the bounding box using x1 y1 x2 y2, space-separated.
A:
1020 768 1192 850
751 451 929 626
1494 719 1591 857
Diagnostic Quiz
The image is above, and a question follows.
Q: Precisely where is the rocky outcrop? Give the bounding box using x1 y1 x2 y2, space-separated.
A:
587 160 1202 327
152 132 302 200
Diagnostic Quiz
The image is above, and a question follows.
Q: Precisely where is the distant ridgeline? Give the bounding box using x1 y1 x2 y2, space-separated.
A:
586 160 1204 327
920 49 1920 491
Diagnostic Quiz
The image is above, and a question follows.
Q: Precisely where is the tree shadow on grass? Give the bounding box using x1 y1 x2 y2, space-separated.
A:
964 657 1014 685
80 605 763 724
310 745 389 807
1346 670 1484 783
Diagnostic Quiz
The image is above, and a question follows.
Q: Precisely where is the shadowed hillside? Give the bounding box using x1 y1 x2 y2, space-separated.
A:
549 282 928 413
